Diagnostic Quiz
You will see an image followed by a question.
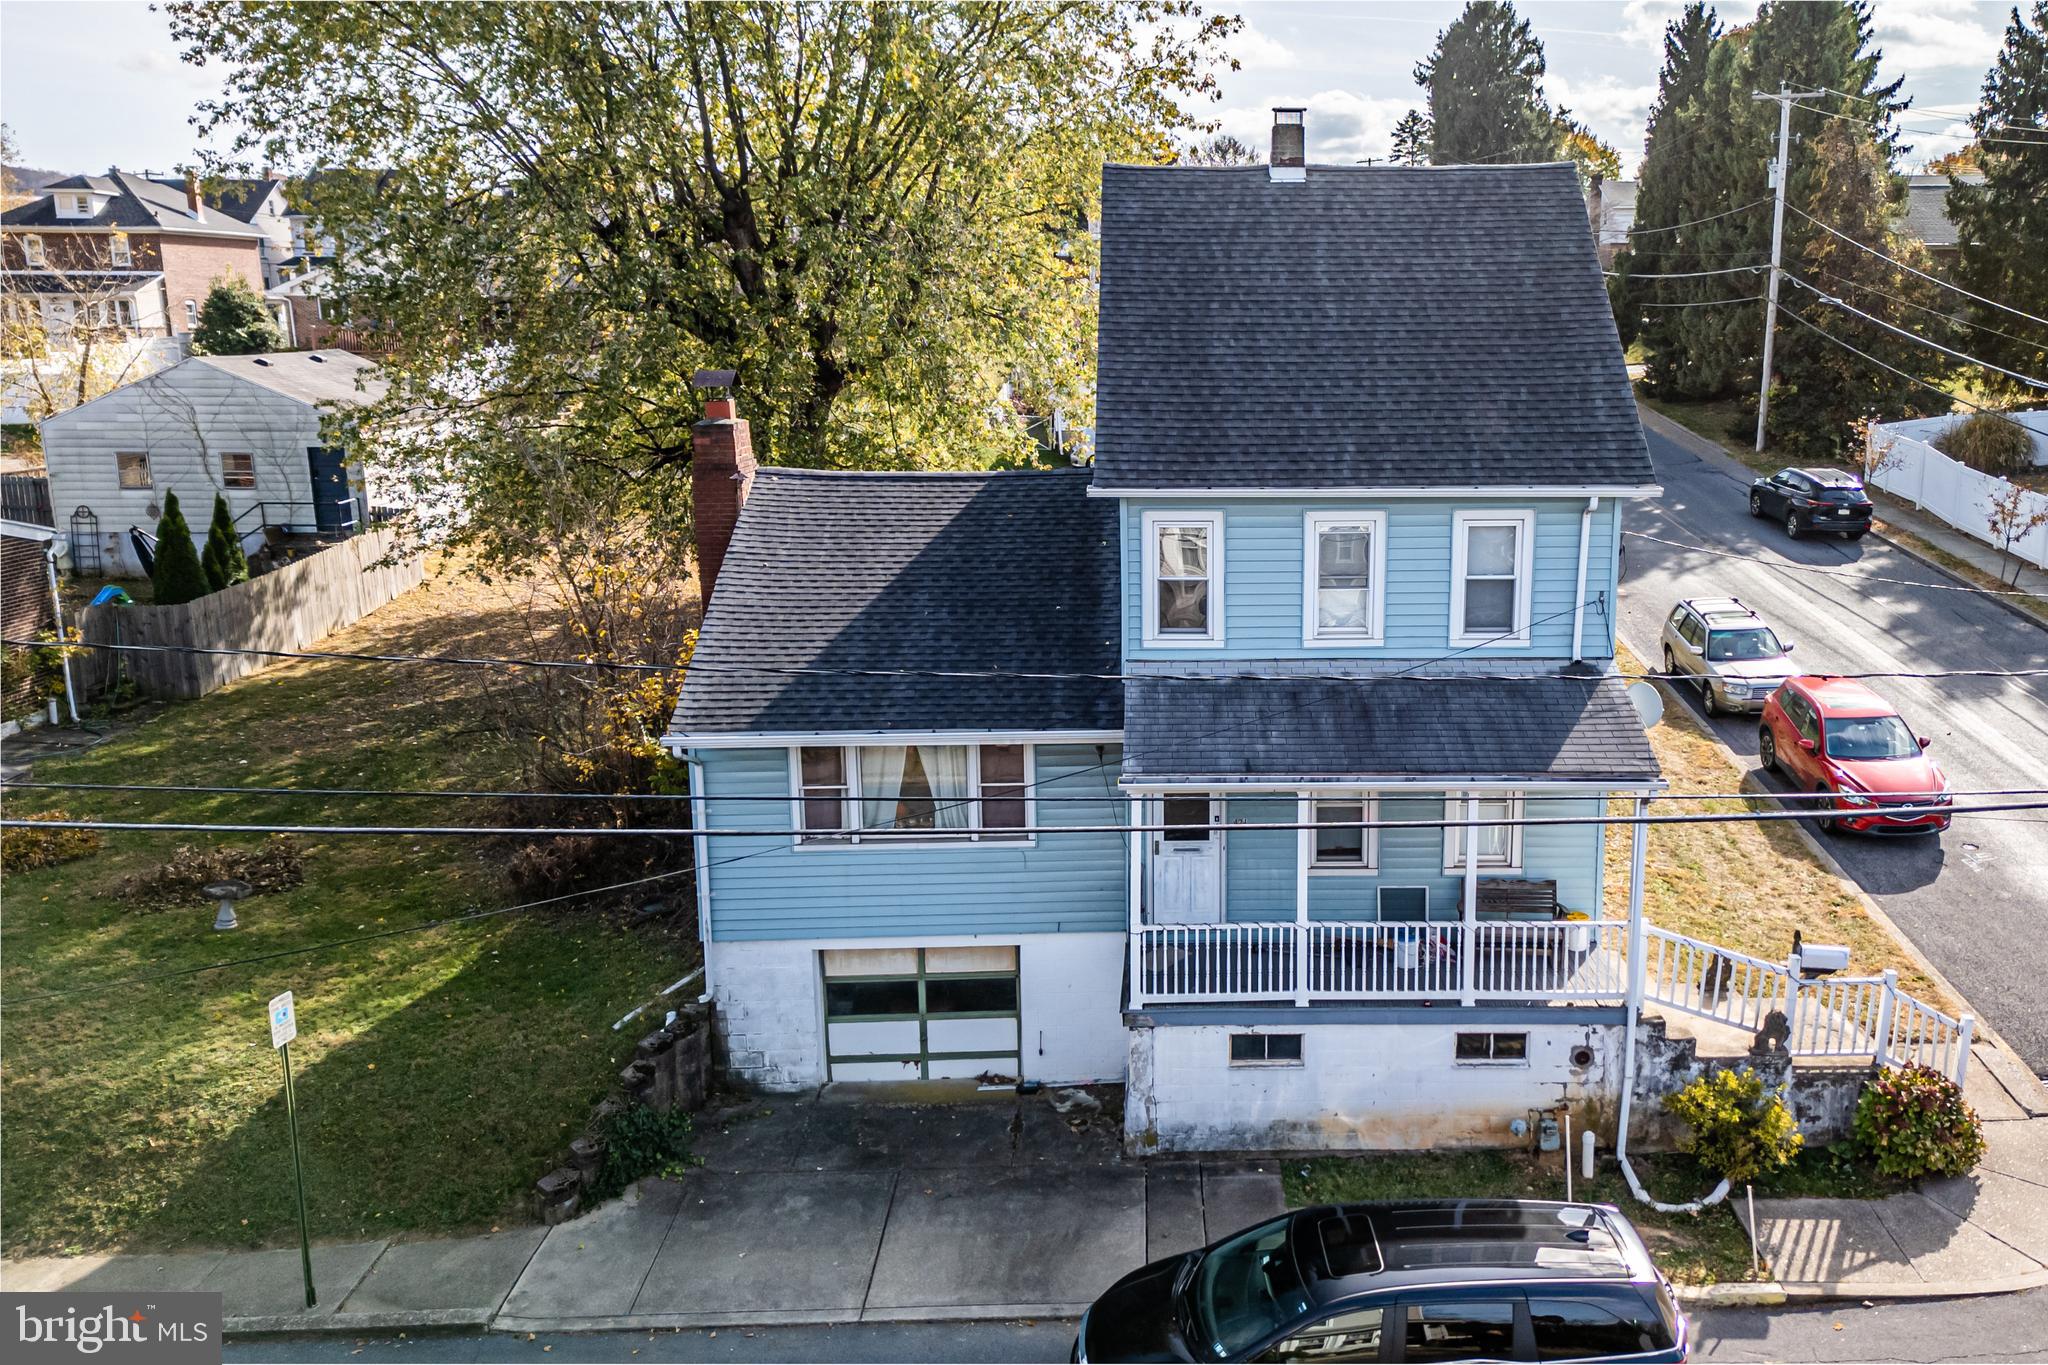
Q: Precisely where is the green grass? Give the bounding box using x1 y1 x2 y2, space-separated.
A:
1 569 692 1255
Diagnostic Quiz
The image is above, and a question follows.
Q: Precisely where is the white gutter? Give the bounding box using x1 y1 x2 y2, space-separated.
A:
1570 496 1598 663
684 752 715 1001
666 728 1123 751
1616 792 1731 1214
1086 484 1663 501
1119 778 1667 795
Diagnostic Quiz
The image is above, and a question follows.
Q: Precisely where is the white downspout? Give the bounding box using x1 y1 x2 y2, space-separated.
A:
1570 496 1597 663
45 541 78 724
1127 795 1146 1009
1460 792 1479 1006
685 752 715 1000
1616 792 1731 1212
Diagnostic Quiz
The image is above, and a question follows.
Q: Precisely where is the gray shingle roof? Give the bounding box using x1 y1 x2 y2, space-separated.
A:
192 351 385 406
3 170 271 238
1091 162 1655 492
1898 174 1981 250
675 467 1121 736
1121 670 1659 783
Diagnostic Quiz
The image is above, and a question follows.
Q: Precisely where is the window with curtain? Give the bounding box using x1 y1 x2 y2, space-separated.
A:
1307 514 1383 642
1311 797 1375 869
1444 794 1522 870
1461 522 1519 636
797 745 1030 842
1155 522 1211 635
109 233 132 267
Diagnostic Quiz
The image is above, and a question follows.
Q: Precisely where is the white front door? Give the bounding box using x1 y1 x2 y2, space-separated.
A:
1150 795 1222 924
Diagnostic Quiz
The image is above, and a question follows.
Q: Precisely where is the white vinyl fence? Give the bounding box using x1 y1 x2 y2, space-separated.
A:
1867 415 2048 571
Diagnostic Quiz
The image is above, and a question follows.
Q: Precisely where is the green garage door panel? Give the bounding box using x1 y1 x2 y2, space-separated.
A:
697 743 1129 941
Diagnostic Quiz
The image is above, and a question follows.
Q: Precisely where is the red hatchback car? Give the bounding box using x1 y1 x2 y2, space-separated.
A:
1759 677 1951 835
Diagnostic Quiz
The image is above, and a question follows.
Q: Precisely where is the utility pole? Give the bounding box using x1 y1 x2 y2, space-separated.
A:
1752 85 1828 453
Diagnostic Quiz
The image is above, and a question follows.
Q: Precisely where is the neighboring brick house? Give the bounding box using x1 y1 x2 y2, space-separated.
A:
1 171 274 344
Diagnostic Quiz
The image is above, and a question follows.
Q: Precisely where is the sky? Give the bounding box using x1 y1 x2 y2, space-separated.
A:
0 0 2017 180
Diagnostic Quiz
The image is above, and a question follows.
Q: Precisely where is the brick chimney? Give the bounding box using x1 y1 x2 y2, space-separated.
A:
183 169 204 219
1269 107 1306 182
691 383 756 606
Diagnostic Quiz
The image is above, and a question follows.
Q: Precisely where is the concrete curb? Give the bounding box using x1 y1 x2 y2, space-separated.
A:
1675 1282 1787 1309
1775 1264 2048 1301
227 1308 494 1336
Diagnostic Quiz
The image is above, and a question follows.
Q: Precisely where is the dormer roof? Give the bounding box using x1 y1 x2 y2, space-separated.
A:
1090 162 1656 495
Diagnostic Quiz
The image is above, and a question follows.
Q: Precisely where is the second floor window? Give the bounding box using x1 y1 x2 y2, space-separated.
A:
116 452 152 489
1144 511 1222 645
1451 511 1534 647
1305 512 1386 644
109 234 132 267
221 452 256 489
183 298 199 328
23 234 45 267
796 743 1031 843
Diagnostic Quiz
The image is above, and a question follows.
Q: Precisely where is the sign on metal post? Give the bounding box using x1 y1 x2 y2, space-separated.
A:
267 991 315 1309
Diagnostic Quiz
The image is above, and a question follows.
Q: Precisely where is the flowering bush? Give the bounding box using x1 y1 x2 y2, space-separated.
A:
1666 1068 1804 1183
1852 1064 1985 1180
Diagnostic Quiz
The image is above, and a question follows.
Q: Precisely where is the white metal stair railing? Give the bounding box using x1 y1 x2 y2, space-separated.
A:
1641 925 1974 1085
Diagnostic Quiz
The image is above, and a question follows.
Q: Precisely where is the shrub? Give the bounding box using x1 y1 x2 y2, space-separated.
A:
111 837 305 909
585 1103 699 1202
1665 1068 1804 1183
190 274 283 356
1852 1064 1985 1180
1935 413 2035 476
150 492 211 606
201 493 249 592
1 811 103 873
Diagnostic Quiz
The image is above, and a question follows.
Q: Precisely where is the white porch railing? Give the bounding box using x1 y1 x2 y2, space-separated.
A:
1130 920 1972 1084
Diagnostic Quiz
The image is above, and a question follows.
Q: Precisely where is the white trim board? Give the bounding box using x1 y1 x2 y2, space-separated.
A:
1088 484 1663 500
668 728 1122 752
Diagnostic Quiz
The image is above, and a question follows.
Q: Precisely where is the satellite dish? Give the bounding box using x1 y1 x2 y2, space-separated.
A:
1627 680 1665 728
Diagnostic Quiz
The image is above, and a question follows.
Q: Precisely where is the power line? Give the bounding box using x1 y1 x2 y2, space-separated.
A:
1783 272 2048 389
1807 262 2048 352
1623 197 1773 237
1774 304 1993 416
1792 85 2048 144
1623 525 2045 598
1795 99 2048 151
1787 205 2048 328
1634 295 1764 310
1606 264 1768 280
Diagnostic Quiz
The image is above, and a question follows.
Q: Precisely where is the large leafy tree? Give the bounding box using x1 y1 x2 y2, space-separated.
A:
165 1 1236 557
1946 1 2048 401
1413 1 1563 165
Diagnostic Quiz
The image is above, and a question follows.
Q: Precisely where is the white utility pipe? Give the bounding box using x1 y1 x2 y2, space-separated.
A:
44 542 78 724
1615 794 1732 1213
1582 1127 1596 1180
1569 496 1597 661
685 753 715 1002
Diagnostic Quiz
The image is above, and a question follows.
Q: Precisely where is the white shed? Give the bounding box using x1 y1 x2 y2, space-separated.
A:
39 349 385 577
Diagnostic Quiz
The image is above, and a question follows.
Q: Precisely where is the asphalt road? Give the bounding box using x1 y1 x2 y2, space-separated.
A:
226 1292 2048 1362
1617 420 2048 1073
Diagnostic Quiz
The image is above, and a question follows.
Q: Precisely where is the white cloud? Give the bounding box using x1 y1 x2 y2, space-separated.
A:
1548 72 1657 173
1871 0 2004 74
1228 18 1299 71
1212 89 1413 164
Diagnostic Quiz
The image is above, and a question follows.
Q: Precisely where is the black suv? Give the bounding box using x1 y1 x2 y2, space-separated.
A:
1074 1200 1686 1363
1749 467 1873 541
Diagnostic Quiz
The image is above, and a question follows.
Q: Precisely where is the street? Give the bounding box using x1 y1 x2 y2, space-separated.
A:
1617 416 2048 1074
226 1290 2048 1362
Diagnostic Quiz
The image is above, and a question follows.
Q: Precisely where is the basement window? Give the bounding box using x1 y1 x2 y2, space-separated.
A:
1229 1033 1303 1066
1455 1032 1528 1063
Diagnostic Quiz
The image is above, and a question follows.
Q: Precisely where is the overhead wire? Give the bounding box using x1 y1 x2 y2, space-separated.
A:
1783 272 2048 389
1786 205 2048 328
1805 263 2048 352
1775 304 1992 415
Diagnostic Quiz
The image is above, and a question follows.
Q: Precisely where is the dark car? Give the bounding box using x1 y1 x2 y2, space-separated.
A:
1074 1199 1686 1363
1749 467 1873 541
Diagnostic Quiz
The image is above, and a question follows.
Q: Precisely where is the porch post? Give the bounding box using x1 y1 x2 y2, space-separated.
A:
1294 791 1311 1006
1128 795 1146 1009
1460 792 1479 1006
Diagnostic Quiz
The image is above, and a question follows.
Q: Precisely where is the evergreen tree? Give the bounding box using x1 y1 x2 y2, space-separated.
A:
1766 122 1949 456
190 275 284 356
150 492 211 606
1615 2 1724 368
1390 110 1433 166
1414 2 1563 165
200 492 249 592
1946 1 2048 401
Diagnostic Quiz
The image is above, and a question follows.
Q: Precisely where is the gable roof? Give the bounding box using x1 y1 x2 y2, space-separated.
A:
1122 668 1659 785
673 467 1121 737
1899 173 1982 250
2 171 271 240
191 350 384 405
1090 162 1655 493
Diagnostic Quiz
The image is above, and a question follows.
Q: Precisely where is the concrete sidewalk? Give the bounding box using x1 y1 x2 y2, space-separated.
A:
0 1094 1286 1335
1741 1045 2048 1299
1634 403 2048 606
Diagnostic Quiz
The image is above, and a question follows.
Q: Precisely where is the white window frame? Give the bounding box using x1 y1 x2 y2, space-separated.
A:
790 742 1037 850
115 451 152 490
109 233 132 267
1449 509 1535 648
22 234 45 267
183 298 199 327
220 451 257 490
1308 793 1379 873
1141 509 1224 648
1302 510 1387 646
1443 791 1524 873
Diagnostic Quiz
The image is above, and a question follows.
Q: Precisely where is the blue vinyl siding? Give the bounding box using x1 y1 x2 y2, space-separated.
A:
695 743 1127 941
1122 499 1618 661
1219 796 1606 924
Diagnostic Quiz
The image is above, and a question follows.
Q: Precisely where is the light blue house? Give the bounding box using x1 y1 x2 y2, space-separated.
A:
668 114 1672 1150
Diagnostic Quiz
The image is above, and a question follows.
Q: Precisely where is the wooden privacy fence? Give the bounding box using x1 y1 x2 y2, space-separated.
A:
77 528 424 700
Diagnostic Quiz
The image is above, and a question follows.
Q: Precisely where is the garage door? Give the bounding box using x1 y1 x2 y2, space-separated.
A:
822 946 1021 1081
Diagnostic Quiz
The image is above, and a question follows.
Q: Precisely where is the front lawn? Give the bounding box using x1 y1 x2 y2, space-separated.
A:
1 560 692 1255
